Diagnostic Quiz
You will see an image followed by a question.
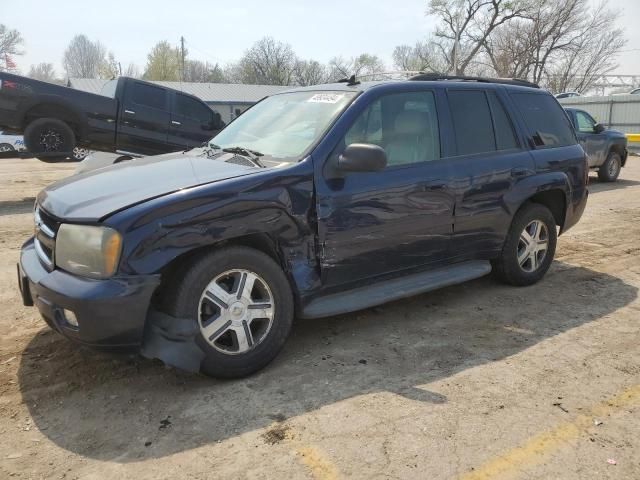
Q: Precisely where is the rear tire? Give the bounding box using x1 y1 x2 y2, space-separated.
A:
24 118 75 162
598 151 621 182
0 143 15 153
165 246 294 378
492 203 557 286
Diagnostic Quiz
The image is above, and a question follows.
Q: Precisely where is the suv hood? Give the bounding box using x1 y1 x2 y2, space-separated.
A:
37 150 259 221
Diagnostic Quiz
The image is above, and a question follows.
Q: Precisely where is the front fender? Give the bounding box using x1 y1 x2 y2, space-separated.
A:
106 161 318 296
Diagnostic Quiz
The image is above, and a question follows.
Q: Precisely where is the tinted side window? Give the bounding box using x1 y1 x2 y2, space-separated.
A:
175 94 213 123
511 93 575 147
448 90 495 155
575 111 596 133
132 83 167 110
487 92 518 150
344 91 440 167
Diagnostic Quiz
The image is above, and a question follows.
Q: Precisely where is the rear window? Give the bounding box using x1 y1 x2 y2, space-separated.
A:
447 90 518 155
510 93 576 147
132 83 167 110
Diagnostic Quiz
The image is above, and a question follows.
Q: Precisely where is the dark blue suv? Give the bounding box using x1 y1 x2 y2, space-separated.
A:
18 75 589 378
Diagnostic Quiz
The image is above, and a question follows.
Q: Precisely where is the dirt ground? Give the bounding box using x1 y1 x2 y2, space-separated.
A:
0 157 639 480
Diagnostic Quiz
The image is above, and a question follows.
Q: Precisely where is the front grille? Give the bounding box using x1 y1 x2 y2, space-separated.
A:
34 206 60 270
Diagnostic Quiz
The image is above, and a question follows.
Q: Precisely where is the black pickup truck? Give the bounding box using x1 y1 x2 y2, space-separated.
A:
0 73 224 160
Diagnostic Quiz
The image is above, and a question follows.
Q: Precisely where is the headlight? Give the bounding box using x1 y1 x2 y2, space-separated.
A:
55 224 122 279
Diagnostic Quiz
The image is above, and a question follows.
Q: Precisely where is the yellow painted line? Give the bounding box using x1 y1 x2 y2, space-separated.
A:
296 446 340 480
626 133 640 143
459 384 640 480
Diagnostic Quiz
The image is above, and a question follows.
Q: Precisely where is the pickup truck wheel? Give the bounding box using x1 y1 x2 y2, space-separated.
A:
597 151 621 182
165 246 294 378
492 203 557 286
24 118 75 162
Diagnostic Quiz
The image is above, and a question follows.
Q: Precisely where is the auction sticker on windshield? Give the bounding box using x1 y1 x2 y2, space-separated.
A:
307 93 345 104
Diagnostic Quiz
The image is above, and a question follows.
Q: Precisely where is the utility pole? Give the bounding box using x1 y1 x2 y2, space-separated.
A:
180 36 185 81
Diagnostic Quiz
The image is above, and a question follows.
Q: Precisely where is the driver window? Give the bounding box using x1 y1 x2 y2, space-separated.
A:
343 91 440 167
576 111 596 133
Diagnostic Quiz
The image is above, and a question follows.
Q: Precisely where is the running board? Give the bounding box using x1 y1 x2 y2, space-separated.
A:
301 260 492 319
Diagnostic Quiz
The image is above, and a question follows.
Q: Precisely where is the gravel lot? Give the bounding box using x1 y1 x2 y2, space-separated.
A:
0 157 639 480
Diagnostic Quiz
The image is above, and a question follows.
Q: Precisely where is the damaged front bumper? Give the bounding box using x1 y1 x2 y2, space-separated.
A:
19 239 160 348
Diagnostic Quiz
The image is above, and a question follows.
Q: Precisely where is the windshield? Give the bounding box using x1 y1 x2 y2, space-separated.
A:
210 90 357 162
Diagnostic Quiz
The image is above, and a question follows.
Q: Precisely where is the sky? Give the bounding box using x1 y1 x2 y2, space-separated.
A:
2 0 639 77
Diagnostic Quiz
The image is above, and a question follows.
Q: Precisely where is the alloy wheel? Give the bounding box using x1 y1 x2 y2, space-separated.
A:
39 129 64 152
198 269 275 355
517 220 549 273
608 156 621 178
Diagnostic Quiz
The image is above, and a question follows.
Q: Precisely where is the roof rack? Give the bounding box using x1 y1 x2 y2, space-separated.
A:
409 73 539 89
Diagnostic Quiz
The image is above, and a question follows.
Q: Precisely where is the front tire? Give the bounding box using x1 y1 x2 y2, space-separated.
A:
24 118 76 162
492 203 557 286
598 151 621 182
165 247 294 378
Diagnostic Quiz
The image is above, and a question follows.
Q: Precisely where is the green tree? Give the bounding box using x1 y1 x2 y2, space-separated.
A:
143 41 181 81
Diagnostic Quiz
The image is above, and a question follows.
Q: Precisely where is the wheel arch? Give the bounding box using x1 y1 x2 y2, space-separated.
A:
608 141 627 167
506 173 571 233
21 99 87 139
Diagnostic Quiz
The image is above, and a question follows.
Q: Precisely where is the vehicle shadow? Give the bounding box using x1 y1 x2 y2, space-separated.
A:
587 176 640 193
17 261 637 462
0 197 36 216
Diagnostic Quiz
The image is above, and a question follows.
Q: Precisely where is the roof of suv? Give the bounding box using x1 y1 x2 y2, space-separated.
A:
284 75 542 95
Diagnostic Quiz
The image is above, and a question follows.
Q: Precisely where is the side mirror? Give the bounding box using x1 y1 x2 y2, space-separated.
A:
338 143 387 172
594 123 605 134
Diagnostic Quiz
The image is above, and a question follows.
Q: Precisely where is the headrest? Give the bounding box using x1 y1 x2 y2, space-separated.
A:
394 111 430 135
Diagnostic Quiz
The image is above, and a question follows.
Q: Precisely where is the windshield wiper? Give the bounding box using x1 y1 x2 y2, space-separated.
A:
222 146 265 167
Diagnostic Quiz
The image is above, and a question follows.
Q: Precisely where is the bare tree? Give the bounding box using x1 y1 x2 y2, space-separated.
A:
124 63 141 78
63 35 108 78
392 40 448 72
328 54 386 80
182 60 228 83
428 0 531 74
230 37 297 85
293 59 329 86
542 2 626 93
480 0 626 92
28 63 58 83
0 24 24 72
143 41 180 81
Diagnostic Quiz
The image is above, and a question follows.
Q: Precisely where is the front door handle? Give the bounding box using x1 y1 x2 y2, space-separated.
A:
422 180 446 190
511 167 532 178
171 120 181 126
124 109 135 115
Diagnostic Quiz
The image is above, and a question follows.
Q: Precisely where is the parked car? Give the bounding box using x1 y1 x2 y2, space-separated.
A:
18 76 588 378
0 130 91 160
0 73 225 161
0 130 26 152
555 92 581 99
564 107 628 182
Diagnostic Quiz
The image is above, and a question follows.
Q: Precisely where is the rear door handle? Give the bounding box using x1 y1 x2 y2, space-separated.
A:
171 120 181 126
124 109 135 115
